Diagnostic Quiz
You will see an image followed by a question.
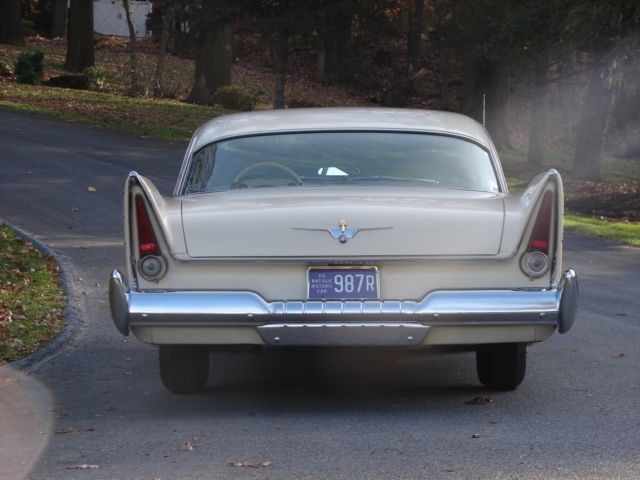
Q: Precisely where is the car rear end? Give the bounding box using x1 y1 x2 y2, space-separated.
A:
109 109 577 392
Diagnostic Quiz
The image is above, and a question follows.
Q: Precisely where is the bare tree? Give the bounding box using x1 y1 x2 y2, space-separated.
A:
122 0 144 96
152 4 174 97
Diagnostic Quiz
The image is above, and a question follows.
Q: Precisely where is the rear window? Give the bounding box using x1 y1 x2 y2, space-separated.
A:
183 132 499 194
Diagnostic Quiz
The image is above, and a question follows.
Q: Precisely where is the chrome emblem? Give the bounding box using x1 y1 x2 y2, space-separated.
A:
293 218 392 244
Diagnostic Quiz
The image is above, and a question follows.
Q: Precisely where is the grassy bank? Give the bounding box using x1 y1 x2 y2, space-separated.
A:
565 214 640 247
0 225 65 363
0 83 224 142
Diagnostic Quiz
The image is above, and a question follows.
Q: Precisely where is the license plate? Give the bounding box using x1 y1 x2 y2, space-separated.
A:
307 267 379 300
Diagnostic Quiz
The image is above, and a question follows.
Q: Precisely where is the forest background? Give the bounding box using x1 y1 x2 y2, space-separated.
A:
0 0 639 236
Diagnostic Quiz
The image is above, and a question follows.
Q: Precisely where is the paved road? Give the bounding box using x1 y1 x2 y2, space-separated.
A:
0 108 639 480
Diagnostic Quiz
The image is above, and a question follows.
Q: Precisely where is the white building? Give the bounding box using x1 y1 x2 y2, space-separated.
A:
93 0 152 38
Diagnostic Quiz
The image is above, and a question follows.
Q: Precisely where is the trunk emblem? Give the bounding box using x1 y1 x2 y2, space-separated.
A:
294 219 393 244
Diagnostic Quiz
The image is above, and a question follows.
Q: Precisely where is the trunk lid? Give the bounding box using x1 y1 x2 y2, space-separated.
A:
181 187 504 258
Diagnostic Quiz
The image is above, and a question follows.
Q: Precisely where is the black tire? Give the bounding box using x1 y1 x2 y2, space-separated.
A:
476 343 526 391
159 345 209 393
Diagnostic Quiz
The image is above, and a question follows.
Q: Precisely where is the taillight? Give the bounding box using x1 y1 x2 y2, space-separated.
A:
134 194 167 281
135 194 159 257
521 191 553 278
529 191 552 253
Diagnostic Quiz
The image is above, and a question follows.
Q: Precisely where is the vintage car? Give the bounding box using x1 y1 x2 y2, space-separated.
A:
109 108 578 393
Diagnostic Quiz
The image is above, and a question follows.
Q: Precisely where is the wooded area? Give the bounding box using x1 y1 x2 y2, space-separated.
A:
5 0 640 181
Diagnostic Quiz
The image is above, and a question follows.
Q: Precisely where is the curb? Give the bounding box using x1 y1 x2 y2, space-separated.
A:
1 220 86 373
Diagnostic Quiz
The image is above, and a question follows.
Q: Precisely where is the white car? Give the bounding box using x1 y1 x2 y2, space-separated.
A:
109 108 578 393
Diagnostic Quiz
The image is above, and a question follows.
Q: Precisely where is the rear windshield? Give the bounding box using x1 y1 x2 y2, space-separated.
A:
182 132 499 194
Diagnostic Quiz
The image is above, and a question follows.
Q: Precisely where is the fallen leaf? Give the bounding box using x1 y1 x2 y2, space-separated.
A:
228 460 272 469
66 464 99 470
55 427 95 434
86 186 97 192
54 428 75 435
465 396 492 405
182 437 199 451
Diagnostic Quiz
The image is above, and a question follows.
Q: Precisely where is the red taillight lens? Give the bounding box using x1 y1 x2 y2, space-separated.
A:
529 191 552 253
135 194 159 257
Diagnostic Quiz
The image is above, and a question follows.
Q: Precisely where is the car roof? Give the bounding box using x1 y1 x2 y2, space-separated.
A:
190 107 494 151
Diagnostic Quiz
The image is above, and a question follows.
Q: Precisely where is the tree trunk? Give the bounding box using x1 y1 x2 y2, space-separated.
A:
407 0 424 75
572 59 612 180
152 9 173 97
187 22 232 105
315 48 326 82
0 0 22 45
433 0 449 109
439 46 450 109
322 13 352 82
613 90 639 130
65 0 94 72
462 59 512 149
527 62 548 168
122 0 143 96
50 0 67 38
460 54 477 117
273 29 288 109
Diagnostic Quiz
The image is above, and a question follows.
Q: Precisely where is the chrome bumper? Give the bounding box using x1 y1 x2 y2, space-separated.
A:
109 269 578 344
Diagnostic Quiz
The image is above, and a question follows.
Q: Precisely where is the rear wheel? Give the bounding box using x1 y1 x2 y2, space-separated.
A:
476 343 526 391
159 345 209 393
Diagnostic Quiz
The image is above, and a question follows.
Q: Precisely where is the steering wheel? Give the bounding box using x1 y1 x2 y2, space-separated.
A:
232 162 303 188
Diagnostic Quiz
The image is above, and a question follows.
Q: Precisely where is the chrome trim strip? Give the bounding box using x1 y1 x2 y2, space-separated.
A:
257 323 431 347
170 254 515 264
108 270 571 329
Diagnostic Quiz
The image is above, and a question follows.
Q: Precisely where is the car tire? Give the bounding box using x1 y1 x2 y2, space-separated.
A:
476 342 526 391
159 345 209 393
